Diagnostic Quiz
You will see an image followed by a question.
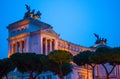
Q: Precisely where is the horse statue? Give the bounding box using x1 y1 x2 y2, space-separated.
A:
94 33 107 44
24 4 31 18
24 4 41 19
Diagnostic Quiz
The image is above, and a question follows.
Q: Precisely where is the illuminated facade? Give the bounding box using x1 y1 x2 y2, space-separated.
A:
90 42 120 79
7 17 93 79
7 18 91 57
6 5 120 79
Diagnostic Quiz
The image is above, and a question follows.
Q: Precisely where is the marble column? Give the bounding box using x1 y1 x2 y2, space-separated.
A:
11 43 13 54
40 37 43 54
45 38 48 55
8 41 11 56
17 42 20 52
42 38 46 55
12 43 16 54
20 41 22 53
25 36 30 52
52 39 55 51
118 66 120 78
22 41 25 52
23 40 26 52
50 39 52 52
15 42 17 53
47 39 51 54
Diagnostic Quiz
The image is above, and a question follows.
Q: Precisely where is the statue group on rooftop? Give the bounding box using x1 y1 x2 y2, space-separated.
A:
24 4 41 19
94 33 107 44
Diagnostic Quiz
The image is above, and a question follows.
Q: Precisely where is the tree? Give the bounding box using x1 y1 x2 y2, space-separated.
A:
48 60 72 77
36 54 48 72
48 50 73 79
0 59 4 79
111 47 120 64
10 53 43 79
0 58 15 79
61 63 72 76
73 51 96 79
93 47 120 79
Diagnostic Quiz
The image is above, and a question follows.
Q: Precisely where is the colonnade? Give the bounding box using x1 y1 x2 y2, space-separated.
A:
42 38 55 55
10 37 55 55
12 40 25 53
115 65 120 78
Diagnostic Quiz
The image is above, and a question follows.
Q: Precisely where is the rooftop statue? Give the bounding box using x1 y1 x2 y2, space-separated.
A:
33 11 41 19
25 4 30 12
24 4 31 18
94 33 107 44
24 4 41 19
94 33 99 39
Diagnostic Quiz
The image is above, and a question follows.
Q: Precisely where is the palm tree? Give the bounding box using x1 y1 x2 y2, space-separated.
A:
48 50 73 79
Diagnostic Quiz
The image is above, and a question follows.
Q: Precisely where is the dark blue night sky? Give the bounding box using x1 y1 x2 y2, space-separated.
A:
0 0 120 58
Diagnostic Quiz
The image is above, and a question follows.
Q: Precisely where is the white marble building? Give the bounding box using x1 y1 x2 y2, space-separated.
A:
7 17 92 79
6 5 120 79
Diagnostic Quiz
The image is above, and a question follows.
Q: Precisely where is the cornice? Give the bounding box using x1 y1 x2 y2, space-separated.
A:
40 30 59 38
8 32 30 41
7 18 52 30
58 38 90 49
7 19 30 29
